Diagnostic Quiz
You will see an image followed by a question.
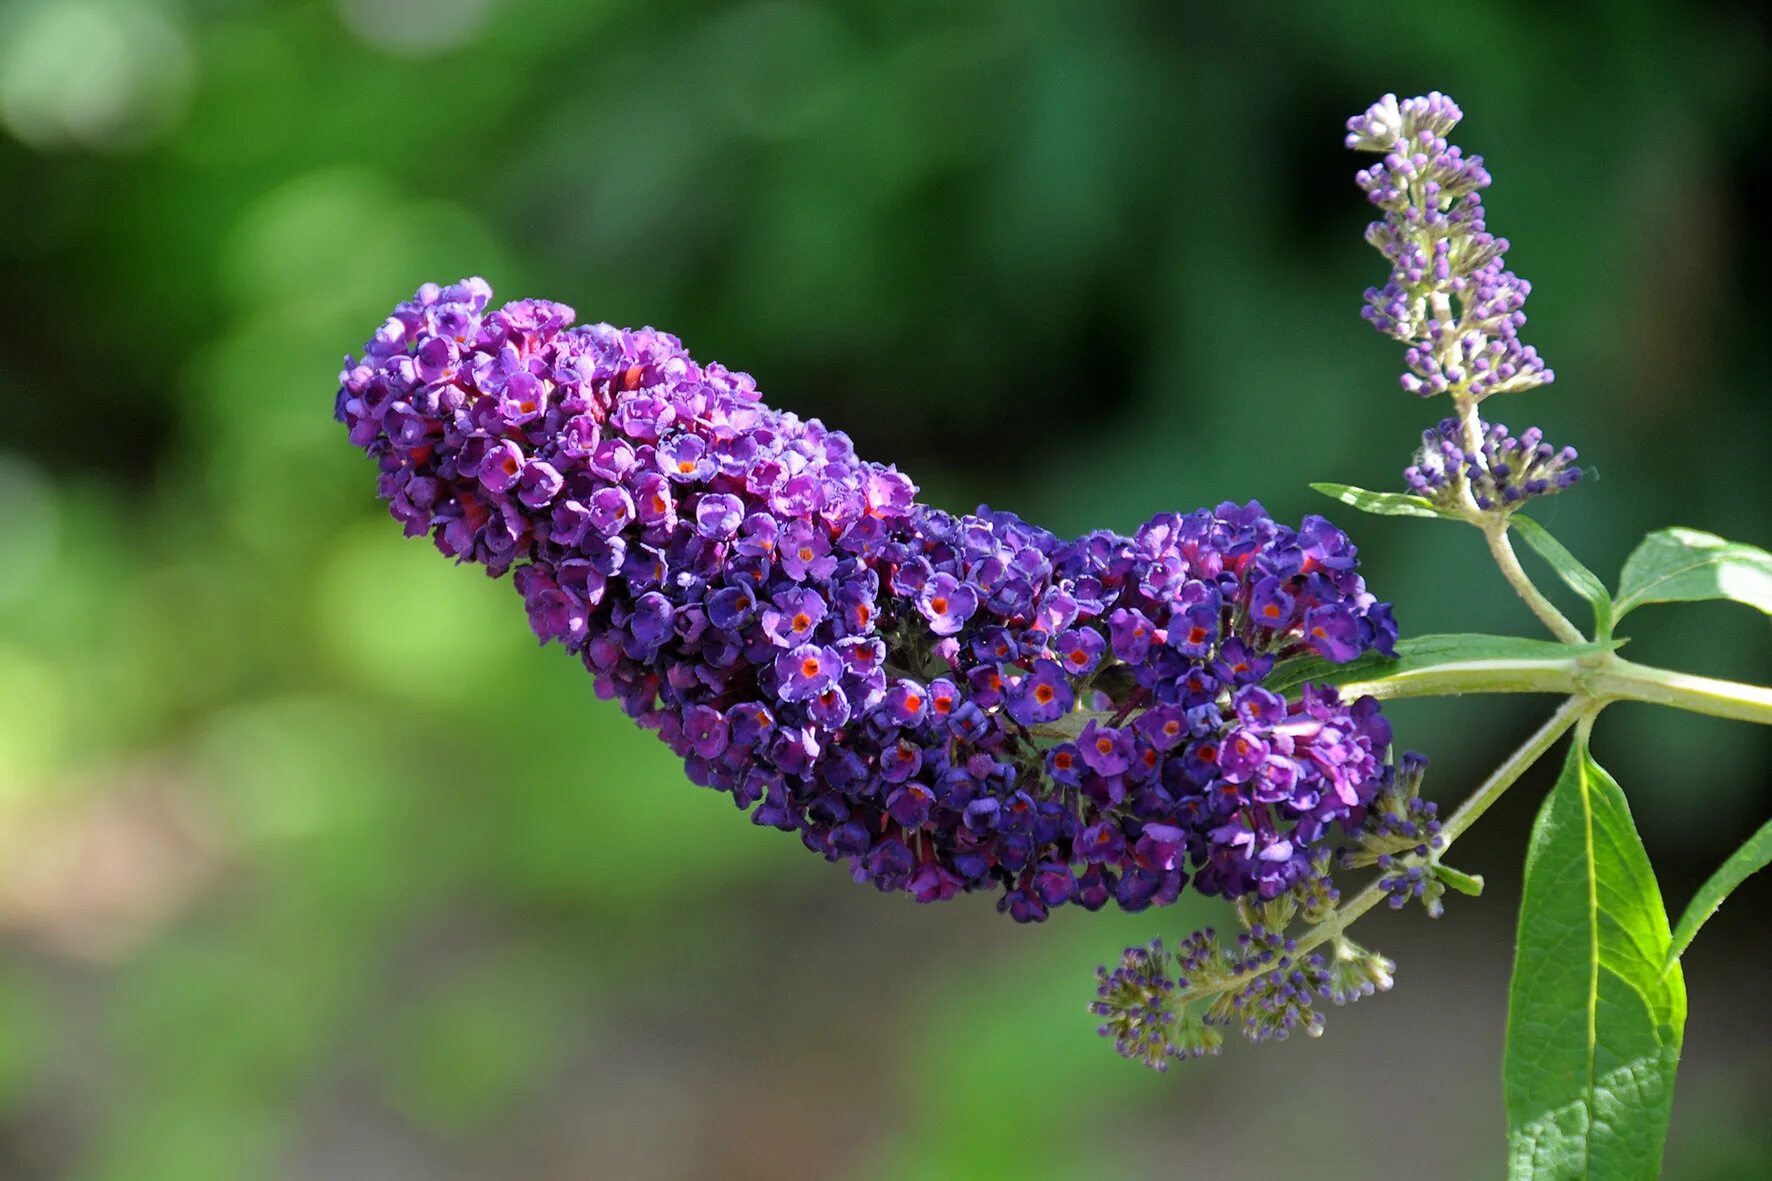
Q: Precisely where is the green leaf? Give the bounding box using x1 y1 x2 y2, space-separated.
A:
1309 482 1458 520
1505 738 1686 1181
1664 815 1772 972
1265 632 1602 697
1432 863 1486 898
1613 527 1772 622
1512 515 1614 640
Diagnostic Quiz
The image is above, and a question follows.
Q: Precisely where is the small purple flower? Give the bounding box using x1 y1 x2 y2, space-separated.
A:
882 679 929 727
683 704 730 759
1216 728 1269 783
1248 576 1296 630
734 512 778 559
774 643 839 702
763 588 826 647
518 460 563 509
706 583 757 630
880 738 923 784
630 591 676 650
1055 627 1107 678
918 572 978 636
586 486 635 537
1134 823 1185 872
1169 601 1218 658
1135 706 1191 752
659 433 712 482
694 493 745 540
478 439 524 493
498 371 547 424
589 438 636 481
887 782 935 827
807 686 852 729
1108 608 1157 663
632 472 676 529
1079 720 1134 777
780 520 834 581
557 414 600 458
1078 821 1126 865
1303 604 1362 662
1005 659 1075 727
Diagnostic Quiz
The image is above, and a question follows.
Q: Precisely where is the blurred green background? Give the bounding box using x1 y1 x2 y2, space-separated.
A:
1 1 1768 1178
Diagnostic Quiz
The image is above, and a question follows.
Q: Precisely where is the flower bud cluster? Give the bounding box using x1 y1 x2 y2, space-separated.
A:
1325 936 1396 1005
1345 752 1456 917
1207 925 1331 1043
1092 915 1399 1068
1346 93 1552 400
1404 416 1583 514
338 279 1402 921
1091 939 1182 1071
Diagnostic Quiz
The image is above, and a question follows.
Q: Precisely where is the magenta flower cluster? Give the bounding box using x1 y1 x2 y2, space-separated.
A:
336 279 1399 920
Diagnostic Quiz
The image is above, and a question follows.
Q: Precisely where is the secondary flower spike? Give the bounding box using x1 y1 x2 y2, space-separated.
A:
336 279 1400 920
1346 92 1553 400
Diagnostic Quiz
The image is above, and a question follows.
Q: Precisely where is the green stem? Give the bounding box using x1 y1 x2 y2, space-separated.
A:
1482 518 1588 645
1045 651 1772 739
1591 658 1772 727
1447 389 1587 646
1436 697 1591 844
1339 651 1772 728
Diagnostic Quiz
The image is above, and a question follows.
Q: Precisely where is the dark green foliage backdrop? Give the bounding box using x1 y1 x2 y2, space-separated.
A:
0 2 1767 1177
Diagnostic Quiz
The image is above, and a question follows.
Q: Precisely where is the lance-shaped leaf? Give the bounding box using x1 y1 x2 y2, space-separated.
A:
1310 482 1458 520
1512 515 1614 640
1614 527 1772 622
1265 633 1607 699
1664 815 1772 972
1505 739 1686 1180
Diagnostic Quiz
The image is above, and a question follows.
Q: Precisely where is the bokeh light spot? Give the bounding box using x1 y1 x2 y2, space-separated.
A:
334 0 498 59
314 523 519 705
0 1 194 152
0 456 60 610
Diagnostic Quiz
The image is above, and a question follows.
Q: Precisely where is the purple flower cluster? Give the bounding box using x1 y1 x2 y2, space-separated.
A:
336 278 1399 920
1404 416 1582 513
1346 92 1553 400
